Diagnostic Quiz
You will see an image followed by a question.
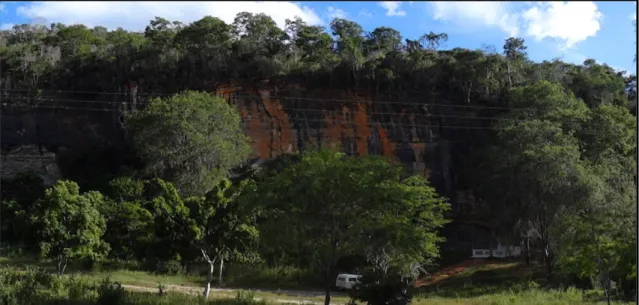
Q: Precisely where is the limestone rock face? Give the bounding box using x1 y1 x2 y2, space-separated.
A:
1 82 462 206
1 145 62 186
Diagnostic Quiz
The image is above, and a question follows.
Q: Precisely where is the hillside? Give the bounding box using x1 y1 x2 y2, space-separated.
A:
0 14 635 213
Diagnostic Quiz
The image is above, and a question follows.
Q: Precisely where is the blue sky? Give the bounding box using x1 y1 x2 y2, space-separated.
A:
1 1 636 74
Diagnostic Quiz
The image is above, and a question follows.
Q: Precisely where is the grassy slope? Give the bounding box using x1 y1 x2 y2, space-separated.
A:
0 256 632 305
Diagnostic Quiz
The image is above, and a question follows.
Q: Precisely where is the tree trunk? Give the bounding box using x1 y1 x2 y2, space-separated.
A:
323 276 332 305
604 276 612 305
56 256 67 277
543 244 553 276
506 62 513 87
204 260 216 298
218 256 224 287
524 237 531 266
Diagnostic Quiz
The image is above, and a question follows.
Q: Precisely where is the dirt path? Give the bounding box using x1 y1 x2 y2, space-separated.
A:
120 283 345 305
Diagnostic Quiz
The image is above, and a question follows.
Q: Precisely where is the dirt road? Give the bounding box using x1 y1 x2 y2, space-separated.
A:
120 283 349 305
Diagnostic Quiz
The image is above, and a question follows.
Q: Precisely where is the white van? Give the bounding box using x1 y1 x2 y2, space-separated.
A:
335 274 362 290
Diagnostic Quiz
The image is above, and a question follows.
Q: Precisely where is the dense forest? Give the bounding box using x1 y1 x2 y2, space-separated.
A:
0 12 637 304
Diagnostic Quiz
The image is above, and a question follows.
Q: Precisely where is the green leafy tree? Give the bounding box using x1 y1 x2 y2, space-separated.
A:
555 158 636 303
144 179 198 270
125 90 251 195
255 149 449 305
0 172 45 250
101 177 154 261
187 178 260 297
503 37 527 87
30 180 109 276
493 119 588 274
557 103 637 300
484 81 592 274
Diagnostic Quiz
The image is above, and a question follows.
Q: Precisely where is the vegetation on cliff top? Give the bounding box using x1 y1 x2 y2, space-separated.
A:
0 14 634 105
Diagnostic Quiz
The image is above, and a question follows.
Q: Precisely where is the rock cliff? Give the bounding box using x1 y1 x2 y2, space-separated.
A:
1 81 464 208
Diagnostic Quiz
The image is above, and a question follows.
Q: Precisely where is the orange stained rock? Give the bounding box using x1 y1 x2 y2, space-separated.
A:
258 90 295 156
353 103 371 156
376 126 394 158
324 111 344 144
214 83 428 176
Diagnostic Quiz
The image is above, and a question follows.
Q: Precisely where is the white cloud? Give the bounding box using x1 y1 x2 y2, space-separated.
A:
1 23 14 30
379 2 407 17
430 2 520 37
327 6 347 20
358 9 373 18
521 2 602 49
0 3 5 12
15 1 323 31
429 1 603 49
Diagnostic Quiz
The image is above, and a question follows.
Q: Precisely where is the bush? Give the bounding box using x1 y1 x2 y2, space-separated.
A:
153 260 183 276
349 274 413 305
0 267 278 305
97 277 126 305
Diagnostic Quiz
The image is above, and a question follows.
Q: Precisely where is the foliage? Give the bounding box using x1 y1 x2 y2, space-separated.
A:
124 90 251 195
253 148 449 305
187 178 260 296
554 104 637 299
349 274 413 305
29 180 109 276
0 267 272 305
0 172 45 250
101 177 155 261
143 179 198 268
480 79 637 300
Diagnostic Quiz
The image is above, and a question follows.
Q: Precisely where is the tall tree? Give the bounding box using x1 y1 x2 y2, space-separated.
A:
124 90 251 195
254 149 449 305
484 81 592 274
503 37 527 87
145 179 198 269
188 178 260 297
101 177 154 261
30 180 109 276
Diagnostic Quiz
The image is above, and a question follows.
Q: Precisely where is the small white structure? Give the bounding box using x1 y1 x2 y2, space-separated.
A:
471 244 521 259
335 274 362 290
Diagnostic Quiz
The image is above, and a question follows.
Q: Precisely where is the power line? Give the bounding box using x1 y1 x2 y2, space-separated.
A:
2 96 589 124
0 103 619 137
0 102 495 129
2 88 523 111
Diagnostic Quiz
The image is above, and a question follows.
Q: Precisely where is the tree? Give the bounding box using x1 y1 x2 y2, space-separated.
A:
30 180 109 276
557 103 637 300
555 162 636 304
144 179 198 270
187 178 260 298
419 31 448 50
0 172 45 251
255 149 449 305
483 81 592 274
331 18 365 83
125 90 251 195
494 119 589 274
101 177 154 261
503 37 527 86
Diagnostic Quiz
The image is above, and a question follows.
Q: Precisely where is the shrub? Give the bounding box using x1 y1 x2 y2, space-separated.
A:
349 274 413 305
96 277 126 305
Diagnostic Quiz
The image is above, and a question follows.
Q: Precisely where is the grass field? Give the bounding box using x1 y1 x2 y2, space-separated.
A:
0 256 633 305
